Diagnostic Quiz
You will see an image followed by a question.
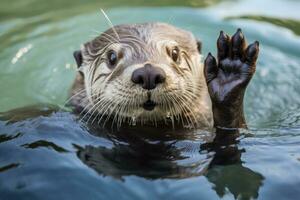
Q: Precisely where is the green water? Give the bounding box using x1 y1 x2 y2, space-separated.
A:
1 0 300 199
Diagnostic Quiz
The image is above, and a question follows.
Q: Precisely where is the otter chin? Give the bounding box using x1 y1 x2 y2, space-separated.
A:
70 22 213 128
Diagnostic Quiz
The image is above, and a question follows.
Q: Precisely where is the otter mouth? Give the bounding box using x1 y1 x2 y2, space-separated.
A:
143 100 156 111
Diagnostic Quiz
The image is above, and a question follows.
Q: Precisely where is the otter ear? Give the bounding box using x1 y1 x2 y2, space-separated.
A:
73 50 83 68
196 40 202 53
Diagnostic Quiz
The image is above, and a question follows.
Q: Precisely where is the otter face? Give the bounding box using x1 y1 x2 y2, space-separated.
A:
73 23 209 127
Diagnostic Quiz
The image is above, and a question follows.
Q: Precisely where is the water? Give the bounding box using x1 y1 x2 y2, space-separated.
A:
1 0 300 199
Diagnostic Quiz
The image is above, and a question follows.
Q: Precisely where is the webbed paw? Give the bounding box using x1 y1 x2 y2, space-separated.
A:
204 29 260 128
204 29 259 105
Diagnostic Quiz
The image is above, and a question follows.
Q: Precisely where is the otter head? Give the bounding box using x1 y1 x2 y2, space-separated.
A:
73 22 211 127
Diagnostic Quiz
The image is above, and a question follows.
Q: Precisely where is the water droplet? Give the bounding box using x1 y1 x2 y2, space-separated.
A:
166 112 171 118
131 116 136 126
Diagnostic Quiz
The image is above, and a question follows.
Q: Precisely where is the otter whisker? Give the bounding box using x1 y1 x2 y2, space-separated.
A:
62 84 98 108
105 97 128 128
95 95 129 127
90 100 110 124
78 92 101 120
104 99 123 127
166 92 182 117
92 98 113 125
165 88 194 127
100 9 120 41
85 97 107 124
61 85 96 113
92 99 113 125
160 92 177 128
79 98 100 122
167 93 188 126
61 88 87 108
184 89 211 126
113 96 130 128
174 92 198 128
114 97 127 127
116 92 136 127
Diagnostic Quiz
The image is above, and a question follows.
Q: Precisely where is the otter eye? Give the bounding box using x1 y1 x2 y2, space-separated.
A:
171 47 179 62
107 50 117 66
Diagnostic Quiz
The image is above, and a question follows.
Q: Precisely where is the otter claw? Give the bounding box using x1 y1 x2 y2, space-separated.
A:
232 28 246 59
217 31 230 61
245 41 260 65
204 53 218 83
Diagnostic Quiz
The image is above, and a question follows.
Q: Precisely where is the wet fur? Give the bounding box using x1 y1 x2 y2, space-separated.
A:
70 22 213 128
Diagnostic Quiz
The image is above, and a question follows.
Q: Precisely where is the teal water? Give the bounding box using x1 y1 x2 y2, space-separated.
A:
1 0 300 199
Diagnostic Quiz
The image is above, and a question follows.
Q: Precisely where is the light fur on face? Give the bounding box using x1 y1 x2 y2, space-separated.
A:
73 22 213 128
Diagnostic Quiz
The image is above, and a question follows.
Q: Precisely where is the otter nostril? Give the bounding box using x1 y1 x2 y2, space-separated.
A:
155 73 166 85
131 64 166 90
131 69 145 85
151 67 166 89
136 74 144 85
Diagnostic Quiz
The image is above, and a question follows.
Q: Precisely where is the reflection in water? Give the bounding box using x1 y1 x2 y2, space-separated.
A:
206 165 264 200
0 105 266 199
0 133 22 143
75 123 212 179
202 130 264 199
22 140 69 153
0 163 20 173
75 122 264 199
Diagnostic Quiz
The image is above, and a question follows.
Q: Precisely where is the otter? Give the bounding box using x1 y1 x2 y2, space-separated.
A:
70 22 259 130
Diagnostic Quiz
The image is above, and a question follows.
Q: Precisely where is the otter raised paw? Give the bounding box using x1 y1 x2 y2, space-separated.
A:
204 29 259 129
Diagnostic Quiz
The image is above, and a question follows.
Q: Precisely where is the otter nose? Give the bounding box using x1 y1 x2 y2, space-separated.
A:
131 64 166 90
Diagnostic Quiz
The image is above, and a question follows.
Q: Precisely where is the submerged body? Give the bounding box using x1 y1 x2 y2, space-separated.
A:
70 22 259 129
